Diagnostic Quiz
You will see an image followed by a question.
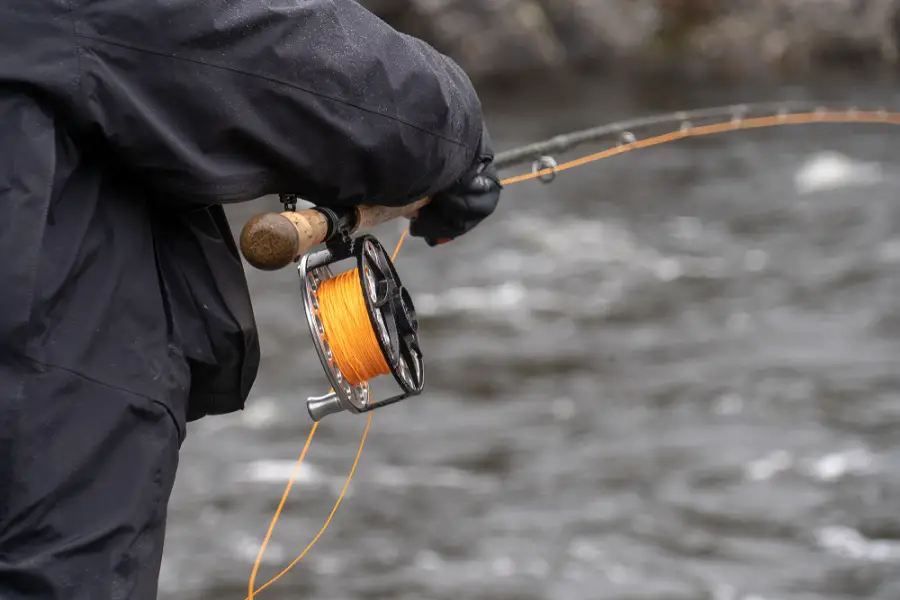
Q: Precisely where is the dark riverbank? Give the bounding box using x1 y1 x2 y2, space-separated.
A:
363 0 900 85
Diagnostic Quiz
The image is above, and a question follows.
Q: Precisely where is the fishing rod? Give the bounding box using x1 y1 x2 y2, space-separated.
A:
240 101 840 271
493 100 836 169
242 100 900 599
237 100 899 424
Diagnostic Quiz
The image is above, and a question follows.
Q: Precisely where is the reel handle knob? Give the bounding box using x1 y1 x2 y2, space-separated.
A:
306 390 345 422
239 199 431 271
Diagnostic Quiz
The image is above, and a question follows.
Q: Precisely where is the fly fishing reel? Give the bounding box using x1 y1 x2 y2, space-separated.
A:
299 234 424 422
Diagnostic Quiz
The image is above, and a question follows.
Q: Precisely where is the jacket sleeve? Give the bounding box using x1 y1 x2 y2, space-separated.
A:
70 0 484 207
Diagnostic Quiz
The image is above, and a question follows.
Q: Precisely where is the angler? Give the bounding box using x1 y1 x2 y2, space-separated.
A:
0 0 502 598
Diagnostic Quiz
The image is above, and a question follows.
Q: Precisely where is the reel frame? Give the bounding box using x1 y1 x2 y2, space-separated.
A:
299 234 424 422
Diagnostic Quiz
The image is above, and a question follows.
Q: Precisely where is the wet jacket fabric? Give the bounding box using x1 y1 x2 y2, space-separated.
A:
0 0 485 597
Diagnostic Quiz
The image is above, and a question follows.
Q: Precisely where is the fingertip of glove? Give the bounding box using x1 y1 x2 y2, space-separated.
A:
425 237 454 247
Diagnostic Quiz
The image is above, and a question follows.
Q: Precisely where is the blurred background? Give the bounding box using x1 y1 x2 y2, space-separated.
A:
160 2 900 599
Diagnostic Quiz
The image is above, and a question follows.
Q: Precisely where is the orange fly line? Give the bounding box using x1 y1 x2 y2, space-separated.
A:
246 108 900 598
318 269 393 385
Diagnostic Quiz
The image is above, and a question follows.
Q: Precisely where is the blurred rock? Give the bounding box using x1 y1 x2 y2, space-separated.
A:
681 0 900 78
538 0 659 63
402 0 569 80
361 0 900 81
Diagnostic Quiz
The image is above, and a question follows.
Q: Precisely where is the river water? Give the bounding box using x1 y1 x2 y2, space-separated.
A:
159 74 900 600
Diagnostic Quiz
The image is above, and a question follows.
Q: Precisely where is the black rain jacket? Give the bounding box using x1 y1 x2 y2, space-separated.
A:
0 0 485 427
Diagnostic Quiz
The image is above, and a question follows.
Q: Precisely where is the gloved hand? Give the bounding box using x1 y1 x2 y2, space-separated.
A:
409 127 503 246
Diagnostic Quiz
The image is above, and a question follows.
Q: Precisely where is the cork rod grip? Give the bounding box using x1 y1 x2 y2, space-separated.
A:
239 198 430 271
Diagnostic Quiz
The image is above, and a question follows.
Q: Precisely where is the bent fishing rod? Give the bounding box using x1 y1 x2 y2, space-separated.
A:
240 100 900 600
236 101 900 425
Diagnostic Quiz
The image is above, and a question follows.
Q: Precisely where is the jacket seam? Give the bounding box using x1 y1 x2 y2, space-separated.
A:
72 31 470 149
18 352 184 437
65 0 83 105
21 352 160 402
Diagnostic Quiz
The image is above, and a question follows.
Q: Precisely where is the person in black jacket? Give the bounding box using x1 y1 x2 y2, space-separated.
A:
0 0 502 597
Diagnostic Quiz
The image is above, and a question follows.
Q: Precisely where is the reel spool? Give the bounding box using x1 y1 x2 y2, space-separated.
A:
299 234 424 422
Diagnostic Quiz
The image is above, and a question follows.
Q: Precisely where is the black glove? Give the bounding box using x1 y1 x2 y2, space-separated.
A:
409 128 503 246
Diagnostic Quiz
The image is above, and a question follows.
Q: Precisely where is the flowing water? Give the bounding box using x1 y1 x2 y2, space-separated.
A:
159 74 900 600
